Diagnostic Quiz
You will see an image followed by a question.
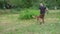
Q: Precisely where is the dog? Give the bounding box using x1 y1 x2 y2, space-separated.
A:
32 14 45 24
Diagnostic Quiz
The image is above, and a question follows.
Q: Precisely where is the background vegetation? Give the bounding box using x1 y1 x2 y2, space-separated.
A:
0 0 60 9
0 0 60 19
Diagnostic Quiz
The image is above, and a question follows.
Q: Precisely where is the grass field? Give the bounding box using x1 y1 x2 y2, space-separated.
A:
0 10 60 34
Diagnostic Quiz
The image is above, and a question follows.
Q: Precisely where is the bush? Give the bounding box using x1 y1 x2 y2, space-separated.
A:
19 9 39 19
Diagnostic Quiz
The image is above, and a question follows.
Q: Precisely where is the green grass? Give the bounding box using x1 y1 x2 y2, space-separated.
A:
0 10 60 34
19 9 39 19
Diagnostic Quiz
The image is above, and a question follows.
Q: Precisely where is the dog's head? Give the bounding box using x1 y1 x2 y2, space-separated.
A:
32 16 37 18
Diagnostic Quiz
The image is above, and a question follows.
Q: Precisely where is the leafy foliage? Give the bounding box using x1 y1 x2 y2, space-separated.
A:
19 9 39 19
0 0 60 9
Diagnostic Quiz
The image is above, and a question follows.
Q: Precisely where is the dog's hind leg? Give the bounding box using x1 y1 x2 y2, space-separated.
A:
42 18 44 24
36 17 42 24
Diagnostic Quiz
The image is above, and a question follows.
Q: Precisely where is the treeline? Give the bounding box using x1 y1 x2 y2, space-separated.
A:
0 0 60 9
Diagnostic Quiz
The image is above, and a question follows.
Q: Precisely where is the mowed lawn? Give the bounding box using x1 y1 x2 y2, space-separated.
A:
0 10 60 34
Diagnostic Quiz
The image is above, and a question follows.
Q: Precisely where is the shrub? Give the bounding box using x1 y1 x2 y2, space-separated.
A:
19 9 39 19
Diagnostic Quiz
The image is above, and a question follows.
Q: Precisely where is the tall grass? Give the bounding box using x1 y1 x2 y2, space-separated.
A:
19 9 39 19
0 8 21 14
